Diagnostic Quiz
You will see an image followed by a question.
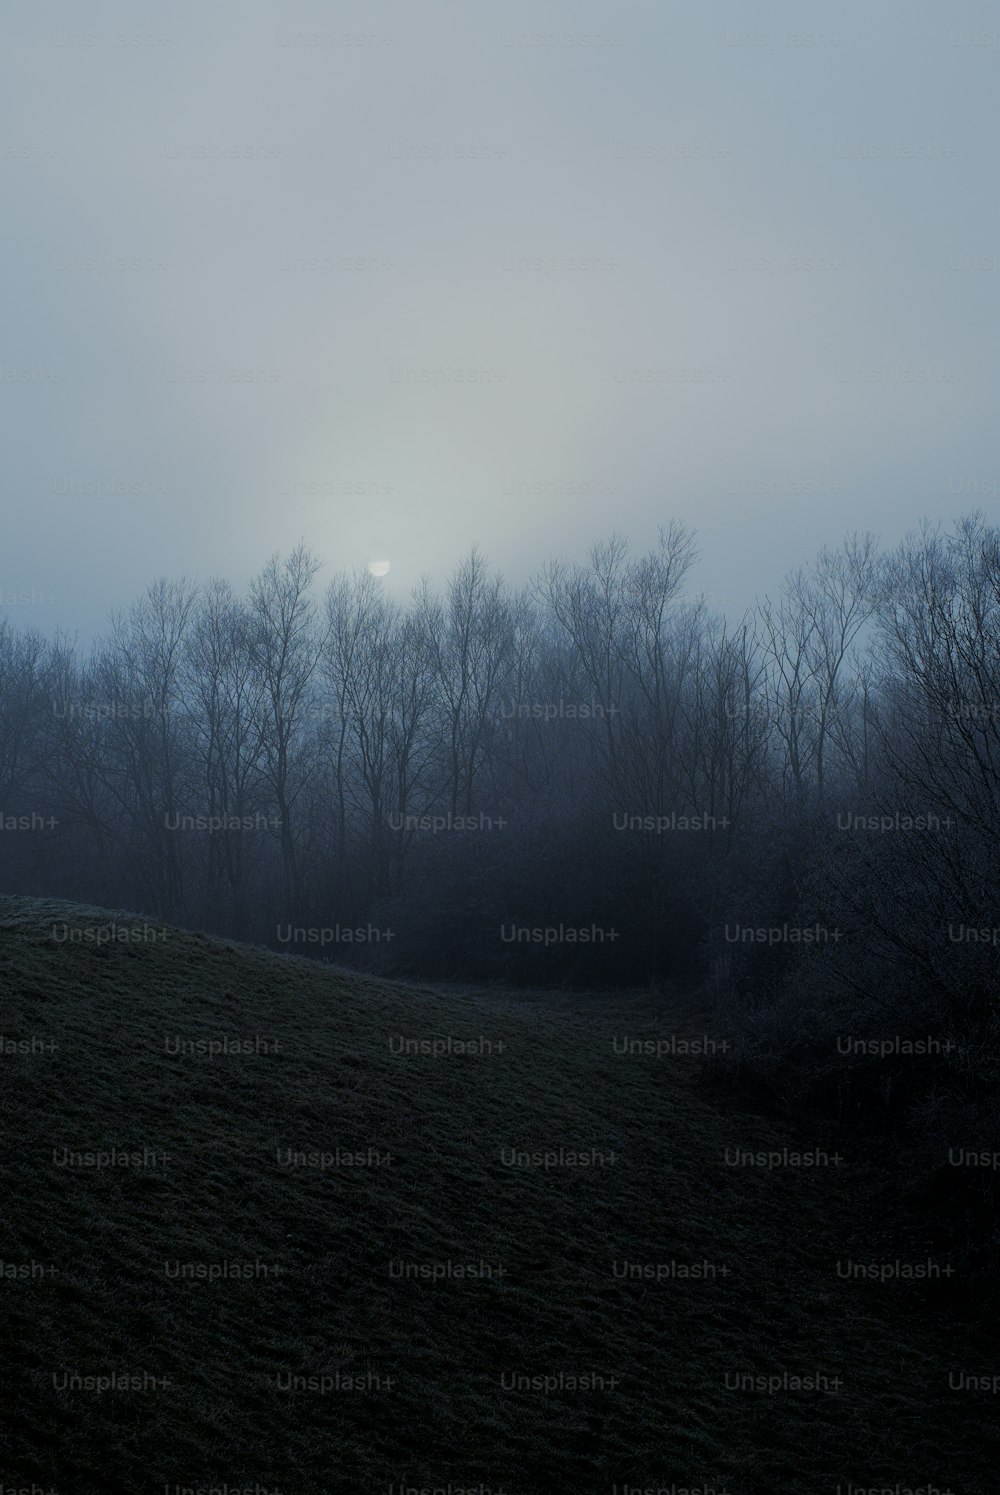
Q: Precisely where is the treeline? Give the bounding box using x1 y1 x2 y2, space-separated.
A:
0 516 997 997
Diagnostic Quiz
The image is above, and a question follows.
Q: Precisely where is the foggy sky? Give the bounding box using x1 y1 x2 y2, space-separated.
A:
2 0 997 641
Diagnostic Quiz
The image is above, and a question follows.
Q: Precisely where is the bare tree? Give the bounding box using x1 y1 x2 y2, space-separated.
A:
183 579 269 925
96 578 198 915
247 546 324 917
419 548 517 818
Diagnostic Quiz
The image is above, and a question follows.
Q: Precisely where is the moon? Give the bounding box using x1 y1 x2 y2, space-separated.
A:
367 559 391 577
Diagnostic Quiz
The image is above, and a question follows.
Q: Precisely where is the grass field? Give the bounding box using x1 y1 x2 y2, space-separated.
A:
0 895 995 1494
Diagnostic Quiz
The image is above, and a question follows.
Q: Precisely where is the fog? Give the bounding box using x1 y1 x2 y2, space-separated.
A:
3 0 997 640
3 6 1000 1488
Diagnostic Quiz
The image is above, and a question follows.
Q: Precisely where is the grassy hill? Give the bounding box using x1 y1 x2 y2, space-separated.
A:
0 895 995 1494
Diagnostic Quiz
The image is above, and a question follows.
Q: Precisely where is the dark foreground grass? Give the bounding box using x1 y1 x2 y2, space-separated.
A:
0 896 996 1494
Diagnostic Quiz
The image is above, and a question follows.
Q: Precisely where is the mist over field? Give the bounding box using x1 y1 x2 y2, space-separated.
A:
1 3 999 1492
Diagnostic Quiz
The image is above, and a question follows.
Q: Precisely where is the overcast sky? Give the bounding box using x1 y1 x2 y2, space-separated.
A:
2 0 997 640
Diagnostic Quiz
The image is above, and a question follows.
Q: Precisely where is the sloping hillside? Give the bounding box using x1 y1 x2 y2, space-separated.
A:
0 896 994 1494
